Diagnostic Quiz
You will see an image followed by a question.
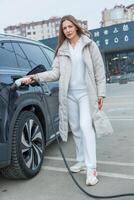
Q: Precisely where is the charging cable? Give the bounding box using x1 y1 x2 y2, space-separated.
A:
13 77 134 199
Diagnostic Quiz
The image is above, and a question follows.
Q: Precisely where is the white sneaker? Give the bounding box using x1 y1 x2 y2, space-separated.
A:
70 162 86 173
86 169 99 186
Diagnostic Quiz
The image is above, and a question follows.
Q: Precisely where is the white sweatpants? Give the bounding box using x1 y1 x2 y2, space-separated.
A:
67 89 96 169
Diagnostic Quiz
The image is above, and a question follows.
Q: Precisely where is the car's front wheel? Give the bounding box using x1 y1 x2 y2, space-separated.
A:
1 111 45 179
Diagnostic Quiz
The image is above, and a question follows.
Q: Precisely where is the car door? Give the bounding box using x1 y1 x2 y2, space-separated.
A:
40 46 59 137
19 42 59 140
0 40 16 164
0 41 24 143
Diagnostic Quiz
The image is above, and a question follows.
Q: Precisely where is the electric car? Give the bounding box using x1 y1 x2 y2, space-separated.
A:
0 34 59 179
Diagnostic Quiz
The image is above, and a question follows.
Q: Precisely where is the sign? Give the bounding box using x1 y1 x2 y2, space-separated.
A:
90 21 134 52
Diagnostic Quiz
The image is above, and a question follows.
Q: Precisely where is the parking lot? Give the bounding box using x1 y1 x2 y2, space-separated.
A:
0 82 134 200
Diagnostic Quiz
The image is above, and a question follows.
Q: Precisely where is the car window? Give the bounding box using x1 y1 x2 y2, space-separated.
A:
41 47 55 65
0 42 18 69
12 42 31 71
19 43 50 70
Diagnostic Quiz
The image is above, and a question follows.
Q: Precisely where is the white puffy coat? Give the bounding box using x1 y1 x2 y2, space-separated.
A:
36 35 106 141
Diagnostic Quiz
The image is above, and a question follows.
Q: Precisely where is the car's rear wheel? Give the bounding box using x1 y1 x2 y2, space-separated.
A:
1 111 45 179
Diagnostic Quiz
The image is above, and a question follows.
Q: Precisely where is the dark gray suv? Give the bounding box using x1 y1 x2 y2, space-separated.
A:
0 34 59 179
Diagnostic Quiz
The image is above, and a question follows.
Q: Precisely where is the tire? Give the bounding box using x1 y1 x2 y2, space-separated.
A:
1 111 45 179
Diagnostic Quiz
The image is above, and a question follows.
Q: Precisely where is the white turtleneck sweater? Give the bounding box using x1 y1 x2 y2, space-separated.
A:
68 37 87 90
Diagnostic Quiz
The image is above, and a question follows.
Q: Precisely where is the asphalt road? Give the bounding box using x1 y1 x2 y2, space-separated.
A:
0 82 134 200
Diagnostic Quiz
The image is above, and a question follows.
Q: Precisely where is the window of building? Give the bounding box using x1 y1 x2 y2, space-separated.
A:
105 50 134 81
128 52 134 73
27 32 31 35
106 53 121 76
120 53 128 74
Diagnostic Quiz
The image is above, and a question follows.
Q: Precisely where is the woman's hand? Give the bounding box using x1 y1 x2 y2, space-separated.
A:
98 96 104 110
21 75 36 85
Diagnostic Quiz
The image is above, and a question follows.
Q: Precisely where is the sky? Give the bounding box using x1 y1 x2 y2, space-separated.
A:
0 0 134 33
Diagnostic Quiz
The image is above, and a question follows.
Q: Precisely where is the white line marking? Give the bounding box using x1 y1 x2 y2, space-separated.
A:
106 95 134 98
107 108 134 112
98 171 134 180
45 156 75 162
105 103 134 106
110 118 134 121
43 166 67 173
45 156 134 167
42 166 134 180
98 161 134 167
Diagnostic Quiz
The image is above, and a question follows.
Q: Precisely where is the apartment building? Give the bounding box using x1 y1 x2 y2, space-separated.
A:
101 4 134 27
4 17 88 40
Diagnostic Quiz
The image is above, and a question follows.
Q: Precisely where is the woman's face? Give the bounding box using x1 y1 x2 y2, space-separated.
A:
62 20 78 40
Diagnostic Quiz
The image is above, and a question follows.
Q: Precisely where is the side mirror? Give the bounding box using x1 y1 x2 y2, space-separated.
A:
27 64 47 75
27 64 47 87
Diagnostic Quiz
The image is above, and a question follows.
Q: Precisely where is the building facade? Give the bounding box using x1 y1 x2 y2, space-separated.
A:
90 21 134 82
4 17 88 40
101 4 134 27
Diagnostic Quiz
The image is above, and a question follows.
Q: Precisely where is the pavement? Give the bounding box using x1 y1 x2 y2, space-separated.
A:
0 82 134 200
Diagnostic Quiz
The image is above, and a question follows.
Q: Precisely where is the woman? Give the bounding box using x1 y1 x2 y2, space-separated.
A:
22 15 106 186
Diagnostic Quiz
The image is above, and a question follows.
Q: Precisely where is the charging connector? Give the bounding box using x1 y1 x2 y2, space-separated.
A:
11 77 32 90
